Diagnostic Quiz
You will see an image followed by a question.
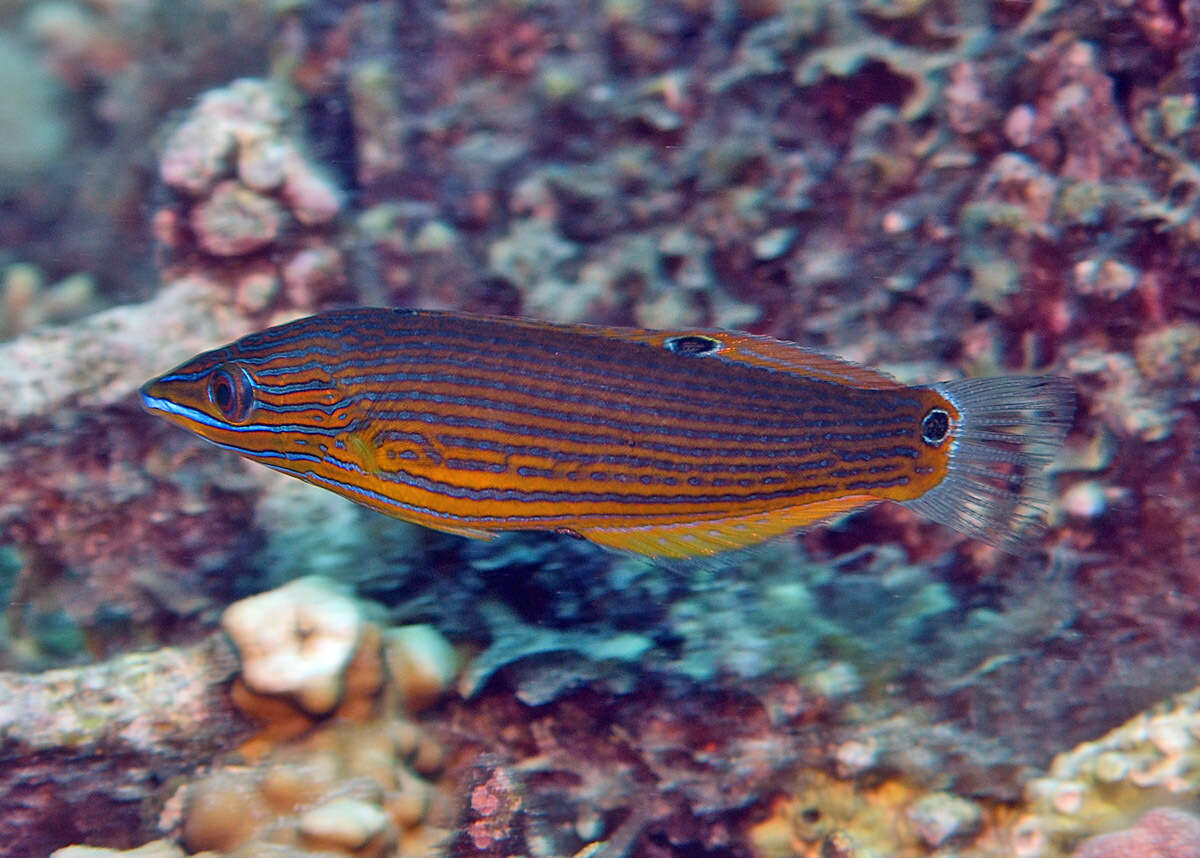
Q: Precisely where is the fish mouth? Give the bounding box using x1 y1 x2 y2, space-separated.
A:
140 389 195 421
139 379 168 414
139 378 192 420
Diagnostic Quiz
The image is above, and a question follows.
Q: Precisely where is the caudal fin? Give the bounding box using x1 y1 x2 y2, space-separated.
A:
902 376 1075 553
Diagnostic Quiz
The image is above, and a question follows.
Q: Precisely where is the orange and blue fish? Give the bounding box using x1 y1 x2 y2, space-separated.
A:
141 309 1074 559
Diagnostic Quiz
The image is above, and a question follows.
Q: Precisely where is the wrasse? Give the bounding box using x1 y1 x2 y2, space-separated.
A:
141 309 1074 559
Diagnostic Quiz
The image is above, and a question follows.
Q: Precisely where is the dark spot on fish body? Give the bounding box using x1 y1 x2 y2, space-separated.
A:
664 334 722 356
921 409 950 446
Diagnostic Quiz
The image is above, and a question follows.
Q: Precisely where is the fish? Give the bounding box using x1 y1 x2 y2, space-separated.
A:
140 309 1075 559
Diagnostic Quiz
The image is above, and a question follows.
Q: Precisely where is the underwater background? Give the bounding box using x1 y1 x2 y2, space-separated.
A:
0 0 1198 856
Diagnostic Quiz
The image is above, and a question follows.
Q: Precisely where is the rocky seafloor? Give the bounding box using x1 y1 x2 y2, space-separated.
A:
1 0 1199 856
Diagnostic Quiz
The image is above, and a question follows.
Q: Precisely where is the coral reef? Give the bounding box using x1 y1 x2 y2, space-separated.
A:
1 0 1200 856
442 680 825 858
0 637 244 857
163 580 458 858
6 579 460 858
0 277 259 665
749 770 996 858
1070 808 1200 858
11 0 277 292
0 263 100 342
159 580 456 858
154 78 348 317
1014 683 1200 857
222 576 367 717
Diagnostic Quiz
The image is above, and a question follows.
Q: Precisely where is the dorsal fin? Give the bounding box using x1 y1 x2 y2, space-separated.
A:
422 311 902 390
595 327 903 390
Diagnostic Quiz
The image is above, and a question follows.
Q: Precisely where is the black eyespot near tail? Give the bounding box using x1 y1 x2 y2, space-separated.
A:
901 376 1075 554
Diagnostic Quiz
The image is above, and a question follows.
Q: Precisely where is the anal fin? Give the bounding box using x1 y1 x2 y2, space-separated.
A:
577 496 878 559
421 520 500 542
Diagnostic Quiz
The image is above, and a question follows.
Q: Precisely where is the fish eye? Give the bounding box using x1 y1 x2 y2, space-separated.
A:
921 408 950 446
207 364 254 423
665 335 722 356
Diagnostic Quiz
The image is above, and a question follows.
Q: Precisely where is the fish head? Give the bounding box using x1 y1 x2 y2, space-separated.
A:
140 328 352 460
141 345 248 432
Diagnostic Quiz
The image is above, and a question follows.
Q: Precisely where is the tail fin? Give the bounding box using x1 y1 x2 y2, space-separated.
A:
902 376 1075 553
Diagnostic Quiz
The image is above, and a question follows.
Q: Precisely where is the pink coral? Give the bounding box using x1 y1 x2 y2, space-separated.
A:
1072 808 1200 858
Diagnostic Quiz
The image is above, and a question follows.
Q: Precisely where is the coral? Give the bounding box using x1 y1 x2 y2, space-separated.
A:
0 636 237 754
907 790 984 848
222 576 365 716
458 600 653 705
0 275 252 426
486 218 589 323
792 1 990 122
658 543 954 687
0 637 244 857
1014 39 1143 182
348 55 408 191
167 718 453 858
223 578 460 752
162 583 459 858
1013 684 1200 857
189 180 286 257
52 843 184 858
31 581 460 858
384 625 460 714
1069 348 1178 442
749 769 997 857
0 263 101 341
1071 808 1200 858
452 541 955 708
155 78 347 317
444 681 819 858
4 1 1200 857
0 276 262 662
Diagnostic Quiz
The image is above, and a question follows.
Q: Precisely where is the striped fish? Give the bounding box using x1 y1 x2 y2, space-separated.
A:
141 309 1075 559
